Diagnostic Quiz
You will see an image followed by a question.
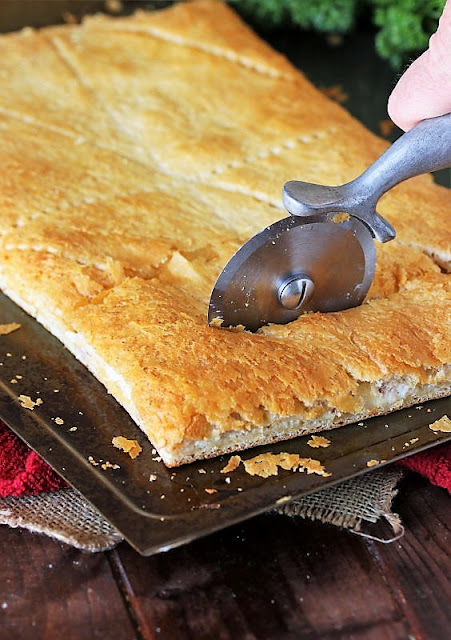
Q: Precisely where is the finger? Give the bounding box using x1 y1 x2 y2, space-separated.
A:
388 1 451 131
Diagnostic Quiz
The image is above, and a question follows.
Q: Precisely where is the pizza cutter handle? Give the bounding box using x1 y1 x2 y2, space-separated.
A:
283 113 451 243
349 112 451 227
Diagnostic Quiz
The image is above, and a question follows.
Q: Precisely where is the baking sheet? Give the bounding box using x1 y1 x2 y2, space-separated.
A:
0 292 449 555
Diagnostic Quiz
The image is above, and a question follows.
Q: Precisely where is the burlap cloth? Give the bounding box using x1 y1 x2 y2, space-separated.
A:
0 468 404 552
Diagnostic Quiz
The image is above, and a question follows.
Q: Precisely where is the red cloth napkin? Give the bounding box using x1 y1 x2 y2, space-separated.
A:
0 421 67 497
0 420 449 499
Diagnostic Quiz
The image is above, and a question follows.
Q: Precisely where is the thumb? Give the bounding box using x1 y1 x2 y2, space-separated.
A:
387 1 451 131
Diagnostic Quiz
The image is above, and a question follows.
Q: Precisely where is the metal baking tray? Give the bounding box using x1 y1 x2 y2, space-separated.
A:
0 292 449 555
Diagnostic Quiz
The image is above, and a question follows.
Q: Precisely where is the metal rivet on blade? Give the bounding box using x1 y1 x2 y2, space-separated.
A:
278 275 315 310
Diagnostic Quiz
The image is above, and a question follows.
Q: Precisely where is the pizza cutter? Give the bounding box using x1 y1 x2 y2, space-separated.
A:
209 113 451 332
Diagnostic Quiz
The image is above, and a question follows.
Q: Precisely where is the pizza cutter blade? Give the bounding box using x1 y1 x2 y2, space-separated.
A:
208 214 375 332
208 114 451 331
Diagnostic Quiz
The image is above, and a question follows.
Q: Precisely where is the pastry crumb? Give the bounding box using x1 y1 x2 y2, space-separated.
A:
209 317 223 328
69 426 77 432
0 323 21 335
307 435 331 448
221 452 331 478
366 459 380 467
101 461 120 470
18 394 42 410
205 488 217 494
54 417 64 425
410 438 419 444
332 212 350 224
10 379 17 384
149 474 157 482
220 455 242 474
89 455 119 470
429 415 451 433
112 436 142 459
243 452 331 478
225 324 246 333
198 468 207 474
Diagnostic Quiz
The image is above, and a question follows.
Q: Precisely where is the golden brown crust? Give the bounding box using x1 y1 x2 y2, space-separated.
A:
0 1 449 466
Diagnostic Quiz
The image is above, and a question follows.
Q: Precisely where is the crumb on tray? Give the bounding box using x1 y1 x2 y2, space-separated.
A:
18 395 43 410
112 436 142 459
0 323 21 335
429 415 451 433
243 453 331 478
307 435 331 448
220 455 242 474
101 461 120 470
221 452 331 479
88 455 119 470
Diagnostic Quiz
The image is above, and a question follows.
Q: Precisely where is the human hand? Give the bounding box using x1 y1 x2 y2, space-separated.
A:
388 1 451 131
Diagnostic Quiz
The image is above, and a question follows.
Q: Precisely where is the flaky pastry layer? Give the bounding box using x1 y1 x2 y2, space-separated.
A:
0 0 449 465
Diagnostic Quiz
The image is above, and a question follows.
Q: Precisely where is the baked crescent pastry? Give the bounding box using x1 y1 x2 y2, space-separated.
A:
0 0 449 466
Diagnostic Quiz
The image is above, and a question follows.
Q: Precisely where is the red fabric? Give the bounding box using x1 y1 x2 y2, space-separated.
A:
0 421 67 497
0 420 449 498
397 442 450 491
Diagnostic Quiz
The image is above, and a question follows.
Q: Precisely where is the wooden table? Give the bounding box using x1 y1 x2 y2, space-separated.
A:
1 474 450 639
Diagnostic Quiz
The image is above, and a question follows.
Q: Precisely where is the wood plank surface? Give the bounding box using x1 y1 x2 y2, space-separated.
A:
0 476 449 640
367 477 451 640
0 526 137 640
108 475 450 640
111 518 409 640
